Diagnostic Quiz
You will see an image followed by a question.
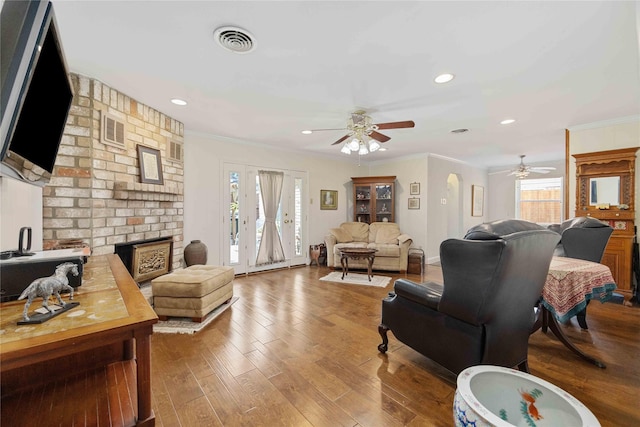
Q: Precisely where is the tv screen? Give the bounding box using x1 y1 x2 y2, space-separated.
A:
0 0 73 186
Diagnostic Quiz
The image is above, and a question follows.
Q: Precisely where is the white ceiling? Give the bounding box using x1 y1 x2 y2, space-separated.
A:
51 1 640 169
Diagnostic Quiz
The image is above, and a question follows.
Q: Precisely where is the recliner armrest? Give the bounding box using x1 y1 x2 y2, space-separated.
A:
394 278 443 310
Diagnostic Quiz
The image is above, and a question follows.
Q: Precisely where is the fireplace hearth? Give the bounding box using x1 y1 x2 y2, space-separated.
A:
114 237 173 283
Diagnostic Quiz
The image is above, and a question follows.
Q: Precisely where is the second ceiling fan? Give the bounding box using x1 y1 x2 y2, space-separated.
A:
490 155 556 178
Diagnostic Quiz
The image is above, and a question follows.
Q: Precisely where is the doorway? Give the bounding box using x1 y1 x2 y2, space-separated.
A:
223 163 307 274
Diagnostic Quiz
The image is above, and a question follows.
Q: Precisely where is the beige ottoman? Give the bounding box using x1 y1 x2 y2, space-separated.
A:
151 265 234 322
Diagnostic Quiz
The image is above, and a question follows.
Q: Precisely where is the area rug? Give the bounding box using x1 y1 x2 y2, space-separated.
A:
319 272 391 288
139 285 238 334
152 296 238 334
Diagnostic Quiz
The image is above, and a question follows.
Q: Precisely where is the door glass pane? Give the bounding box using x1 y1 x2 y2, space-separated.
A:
229 172 239 265
255 174 284 260
255 176 263 255
294 177 302 256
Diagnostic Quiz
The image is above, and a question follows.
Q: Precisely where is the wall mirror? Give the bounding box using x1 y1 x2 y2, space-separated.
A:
589 176 620 206
573 148 637 213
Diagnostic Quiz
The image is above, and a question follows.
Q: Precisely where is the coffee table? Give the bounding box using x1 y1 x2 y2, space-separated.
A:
339 248 377 281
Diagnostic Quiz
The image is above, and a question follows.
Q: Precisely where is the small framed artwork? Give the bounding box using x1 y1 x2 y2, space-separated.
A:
410 182 420 195
472 185 484 217
137 145 164 185
408 197 420 210
320 190 338 210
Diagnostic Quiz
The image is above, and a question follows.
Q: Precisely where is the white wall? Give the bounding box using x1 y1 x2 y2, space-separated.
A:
183 132 363 265
0 176 43 252
426 155 488 262
488 159 566 221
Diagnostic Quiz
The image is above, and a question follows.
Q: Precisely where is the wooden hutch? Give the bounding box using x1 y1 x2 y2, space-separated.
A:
352 176 396 224
573 147 638 295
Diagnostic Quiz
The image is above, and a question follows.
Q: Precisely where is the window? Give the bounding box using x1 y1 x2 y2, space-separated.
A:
515 177 563 225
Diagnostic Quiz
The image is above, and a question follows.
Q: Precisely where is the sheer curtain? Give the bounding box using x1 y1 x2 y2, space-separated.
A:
256 170 285 266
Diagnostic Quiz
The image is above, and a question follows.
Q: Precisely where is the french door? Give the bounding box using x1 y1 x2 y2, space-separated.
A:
223 163 307 274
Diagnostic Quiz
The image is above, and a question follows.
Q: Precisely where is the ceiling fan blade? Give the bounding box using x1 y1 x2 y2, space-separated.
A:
374 120 415 130
309 128 347 132
530 169 551 174
488 169 511 175
530 167 556 171
331 134 350 145
369 131 391 142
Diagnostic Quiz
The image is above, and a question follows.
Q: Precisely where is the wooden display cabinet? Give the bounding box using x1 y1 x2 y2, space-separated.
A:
573 147 638 295
352 176 396 224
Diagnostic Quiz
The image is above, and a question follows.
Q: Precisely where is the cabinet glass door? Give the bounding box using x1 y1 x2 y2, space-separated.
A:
375 184 393 222
355 185 371 223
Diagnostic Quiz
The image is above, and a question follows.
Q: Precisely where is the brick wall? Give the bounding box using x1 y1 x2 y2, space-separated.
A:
43 73 184 270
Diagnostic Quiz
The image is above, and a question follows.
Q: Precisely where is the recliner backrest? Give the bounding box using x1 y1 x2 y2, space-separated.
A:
438 221 560 368
550 217 613 263
464 218 546 240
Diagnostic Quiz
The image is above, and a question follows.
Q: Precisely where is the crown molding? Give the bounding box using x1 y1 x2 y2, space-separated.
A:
567 115 640 132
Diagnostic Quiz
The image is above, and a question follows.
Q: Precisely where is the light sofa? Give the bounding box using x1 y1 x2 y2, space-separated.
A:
324 222 413 273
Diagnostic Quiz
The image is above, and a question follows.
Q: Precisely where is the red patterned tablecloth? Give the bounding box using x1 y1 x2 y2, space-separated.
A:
541 256 617 323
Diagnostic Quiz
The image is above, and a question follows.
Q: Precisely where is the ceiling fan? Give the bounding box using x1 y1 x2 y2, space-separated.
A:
489 155 556 179
308 110 415 155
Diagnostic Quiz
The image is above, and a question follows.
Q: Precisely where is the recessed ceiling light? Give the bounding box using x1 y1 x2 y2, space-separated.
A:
171 98 187 106
301 130 312 135
434 73 455 84
451 128 469 134
500 119 516 125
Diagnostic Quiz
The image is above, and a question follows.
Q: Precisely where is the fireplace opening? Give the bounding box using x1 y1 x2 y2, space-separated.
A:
114 237 173 284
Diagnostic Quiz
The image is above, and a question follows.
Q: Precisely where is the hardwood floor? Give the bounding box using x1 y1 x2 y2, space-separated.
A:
150 265 640 427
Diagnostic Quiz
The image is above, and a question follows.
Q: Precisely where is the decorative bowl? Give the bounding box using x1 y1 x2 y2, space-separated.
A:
454 366 600 427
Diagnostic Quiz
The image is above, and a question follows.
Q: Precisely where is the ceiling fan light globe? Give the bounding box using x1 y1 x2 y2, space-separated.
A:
358 145 369 155
348 139 360 151
340 144 351 155
369 140 381 152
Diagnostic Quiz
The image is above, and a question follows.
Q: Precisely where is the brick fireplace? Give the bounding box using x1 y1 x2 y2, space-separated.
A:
42 73 184 271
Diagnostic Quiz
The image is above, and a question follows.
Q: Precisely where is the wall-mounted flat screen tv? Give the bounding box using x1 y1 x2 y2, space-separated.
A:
0 0 73 186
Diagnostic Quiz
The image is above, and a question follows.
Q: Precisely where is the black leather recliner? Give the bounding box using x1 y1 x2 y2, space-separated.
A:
378 219 560 375
547 216 613 329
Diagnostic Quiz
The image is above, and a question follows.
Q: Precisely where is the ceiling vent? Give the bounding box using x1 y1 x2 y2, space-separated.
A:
214 26 256 54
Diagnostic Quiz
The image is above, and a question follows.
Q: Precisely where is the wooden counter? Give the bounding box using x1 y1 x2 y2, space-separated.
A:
0 254 158 426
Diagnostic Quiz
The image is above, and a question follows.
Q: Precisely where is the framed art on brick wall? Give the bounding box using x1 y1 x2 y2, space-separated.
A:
137 145 164 185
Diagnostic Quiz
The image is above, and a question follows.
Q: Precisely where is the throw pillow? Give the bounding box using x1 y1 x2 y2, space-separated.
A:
330 227 352 243
343 222 369 242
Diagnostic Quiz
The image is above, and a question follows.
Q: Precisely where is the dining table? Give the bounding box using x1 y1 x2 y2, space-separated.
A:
533 256 617 368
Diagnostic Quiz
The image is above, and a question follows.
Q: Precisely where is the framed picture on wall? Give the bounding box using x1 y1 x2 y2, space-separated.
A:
137 145 164 185
472 185 484 217
408 197 420 209
320 190 338 210
410 182 420 195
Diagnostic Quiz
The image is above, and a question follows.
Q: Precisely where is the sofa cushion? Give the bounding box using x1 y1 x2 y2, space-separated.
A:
370 222 401 244
341 222 369 242
368 243 400 257
330 227 353 243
